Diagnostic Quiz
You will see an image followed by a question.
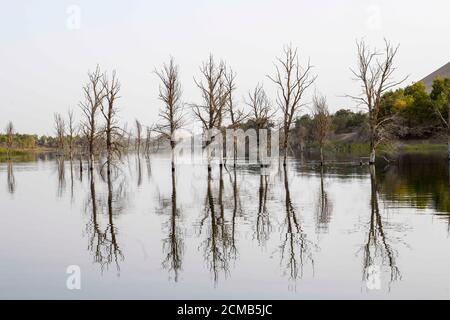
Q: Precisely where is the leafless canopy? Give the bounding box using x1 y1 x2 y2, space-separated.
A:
347 39 406 154
54 112 66 152
224 69 247 128
191 54 229 132
67 109 75 158
100 70 122 162
5 121 14 150
312 94 331 155
267 44 316 163
79 65 106 168
245 83 274 130
154 57 184 148
135 119 142 154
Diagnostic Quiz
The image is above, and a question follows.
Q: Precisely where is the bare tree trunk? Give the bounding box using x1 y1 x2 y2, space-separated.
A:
191 55 228 170
320 146 324 166
347 40 406 166
369 126 376 165
5 121 14 159
282 134 288 166
268 45 315 167
312 94 330 167
100 70 121 170
79 65 105 171
135 119 142 156
67 109 75 160
448 104 450 160
154 57 184 170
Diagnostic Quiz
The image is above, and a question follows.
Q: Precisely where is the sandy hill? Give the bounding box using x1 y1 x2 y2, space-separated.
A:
420 62 450 92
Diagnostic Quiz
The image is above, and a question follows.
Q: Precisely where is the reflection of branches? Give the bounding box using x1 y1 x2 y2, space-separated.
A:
360 167 401 286
70 160 74 203
228 167 241 259
161 169 184 282
136 156 142 187
56 158 66 197
315 167 332 233
255 174 271 247
84 164 125 274
146 158 152 181
7 161 15 194
280 166 314 281
198 167 233 284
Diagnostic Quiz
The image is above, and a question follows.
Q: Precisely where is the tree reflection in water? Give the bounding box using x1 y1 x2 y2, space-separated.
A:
255 172 271 247
159 168 184 282
279 165 314 281
198 166 235 284
315 166 332 233
84 161 126 274
360 166 401 288
7 160 15 194
136 155 143 187
56 157 66 197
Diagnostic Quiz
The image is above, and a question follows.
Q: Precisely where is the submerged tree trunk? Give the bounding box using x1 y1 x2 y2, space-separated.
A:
171 140 175 171
448 106 450 160
369 147 376 165
320 146 324 166
282 133 288 166
369 125 376 165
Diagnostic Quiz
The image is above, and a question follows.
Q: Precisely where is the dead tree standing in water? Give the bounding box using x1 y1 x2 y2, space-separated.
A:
191 55 228 169
312 94 331 166
154 57 184 170
268 45 316 166
80 65 106 171
67 109 75 159
135 119 142 155
5 121 14 158
144 126 152 157
54 113 66 155
347 39 406 164
100 70 122 170
245 84 274 164
224 69 247 165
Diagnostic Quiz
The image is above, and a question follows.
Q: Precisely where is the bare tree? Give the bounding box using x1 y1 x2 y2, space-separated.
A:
312 94 331 166
224 69 247 164
5 121 14 157
144 126 152 157
191 55 228 166
79 65 106 170
100 70 122 167
245 84 275 163
268 44 316 165
67 109 75 159
54 113 66 154
347 39 406 164
135 119 142 155
154 57 184 169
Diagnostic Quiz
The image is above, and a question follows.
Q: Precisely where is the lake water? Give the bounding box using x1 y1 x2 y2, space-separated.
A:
1 152 450 299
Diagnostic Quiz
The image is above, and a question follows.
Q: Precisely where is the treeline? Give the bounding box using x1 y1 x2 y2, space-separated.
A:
0 133 37 149
380 78 450 139
289 77 450 152
0 133 88 150
2 39 450 165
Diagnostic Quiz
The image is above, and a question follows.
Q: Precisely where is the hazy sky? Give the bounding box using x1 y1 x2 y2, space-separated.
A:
0 0 449 135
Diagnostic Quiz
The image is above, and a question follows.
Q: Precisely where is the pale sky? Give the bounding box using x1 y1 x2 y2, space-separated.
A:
0 0 449 135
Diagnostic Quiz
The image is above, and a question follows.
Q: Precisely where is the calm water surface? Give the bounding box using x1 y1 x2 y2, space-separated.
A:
1 153 450 299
